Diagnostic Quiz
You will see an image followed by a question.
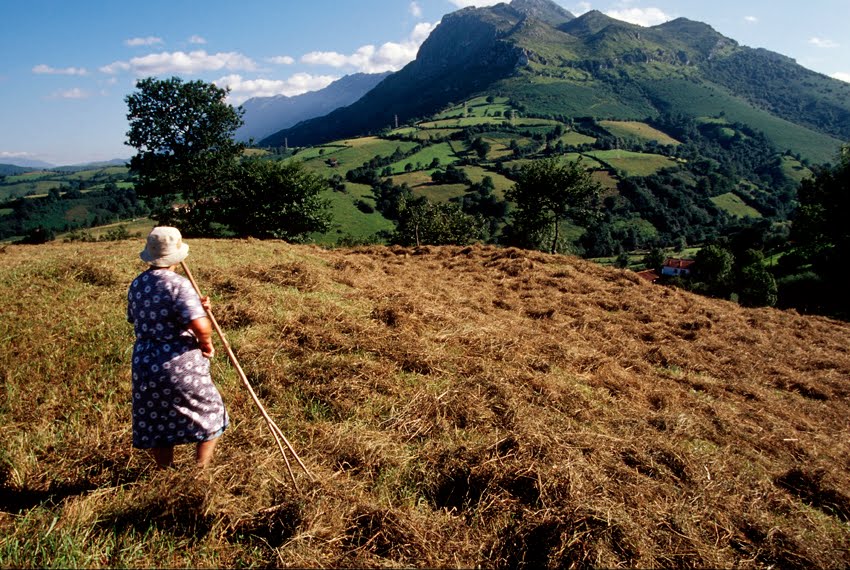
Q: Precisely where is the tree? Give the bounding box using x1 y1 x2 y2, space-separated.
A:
693 244 735 298
220 160 331 241
392 196 485 247
505 158 602 254
790 144 850 316
125 76 244 234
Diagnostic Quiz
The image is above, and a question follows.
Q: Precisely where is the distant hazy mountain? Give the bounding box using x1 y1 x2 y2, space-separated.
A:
236 72 391 143
1 158 55 169
262 0 849 163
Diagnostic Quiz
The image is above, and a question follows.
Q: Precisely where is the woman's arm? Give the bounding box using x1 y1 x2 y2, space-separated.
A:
188 316 215 358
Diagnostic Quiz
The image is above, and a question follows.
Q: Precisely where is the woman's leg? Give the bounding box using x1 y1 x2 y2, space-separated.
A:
196 437 220 468
150 446 175 469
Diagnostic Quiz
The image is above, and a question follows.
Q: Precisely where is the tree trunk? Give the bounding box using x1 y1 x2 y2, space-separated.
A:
551 215 560 254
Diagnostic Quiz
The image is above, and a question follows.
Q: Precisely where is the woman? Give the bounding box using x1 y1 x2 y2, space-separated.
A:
127 226 229 468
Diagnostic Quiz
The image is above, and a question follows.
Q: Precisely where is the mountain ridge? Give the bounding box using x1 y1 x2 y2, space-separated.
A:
260 0 850 163
236 72 391 143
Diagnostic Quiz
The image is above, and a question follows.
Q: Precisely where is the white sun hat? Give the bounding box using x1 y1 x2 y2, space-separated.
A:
139 226 190 267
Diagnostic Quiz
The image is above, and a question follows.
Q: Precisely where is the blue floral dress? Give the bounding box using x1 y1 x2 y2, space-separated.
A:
127 268 229 449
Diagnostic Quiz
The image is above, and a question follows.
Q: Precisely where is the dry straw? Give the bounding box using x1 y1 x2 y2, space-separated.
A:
180 260 314 489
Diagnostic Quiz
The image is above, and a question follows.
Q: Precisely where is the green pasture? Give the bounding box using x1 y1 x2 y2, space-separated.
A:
558 131 596 146
640 78 843 164
585 150 679 177
387 142 458 174
461 166 514 197
780 155 813 184
4 170 54 183
710 192 763 218
0 181 59 200
415 183 468 203
599 120 681 146
418 116 561 129
312 188 394 245
293 145 348 161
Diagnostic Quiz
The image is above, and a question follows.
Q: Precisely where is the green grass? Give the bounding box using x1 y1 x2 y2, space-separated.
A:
599 120 681 146
312 188 394 244
0 181 60 200
584 150 679 177
558 131 596 146
780 155 813 184
710 192 763 218
418 116 561 129
292 137 420 175
639 78 843 164
415 183 468 203
387 143 458 174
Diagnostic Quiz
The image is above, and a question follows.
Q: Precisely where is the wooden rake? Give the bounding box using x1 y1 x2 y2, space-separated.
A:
181 261 314 490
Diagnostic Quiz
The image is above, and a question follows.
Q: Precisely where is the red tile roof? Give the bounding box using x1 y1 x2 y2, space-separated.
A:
663 258 695 269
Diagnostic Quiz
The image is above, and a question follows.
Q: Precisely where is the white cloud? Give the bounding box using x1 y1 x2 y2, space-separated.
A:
214 73 339 104
301 21 437 73
32 64 88 76
49 88 90 99
448 0 502 7
573 2 592 15
832 72 850 83
410 1 422 18
125 36 164 47
809 37 839 49
744 15 758 23
188 35 207 45
99 50 258 76
605 7 672 27
268 55 296 65
0 151 37 159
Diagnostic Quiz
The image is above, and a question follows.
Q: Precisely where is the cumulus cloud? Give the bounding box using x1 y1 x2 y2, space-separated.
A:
605 7 671 27
301 21 436 73
268 55 296 65
573 2 592 15
809 37 839 49
832 72 850 83
448 0 502 6
99 50 258 76
214 73 339 104
32 64 88 76
410 1 422 18
49 87 90 99
744 16 758 23
125 36 164 47
188 35 207 45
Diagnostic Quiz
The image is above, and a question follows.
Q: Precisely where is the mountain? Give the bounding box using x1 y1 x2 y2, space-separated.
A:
262 0 849 164
236 73 390 143
0 157 55 169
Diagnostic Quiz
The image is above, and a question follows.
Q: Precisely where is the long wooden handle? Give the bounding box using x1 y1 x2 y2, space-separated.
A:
180 261 314 484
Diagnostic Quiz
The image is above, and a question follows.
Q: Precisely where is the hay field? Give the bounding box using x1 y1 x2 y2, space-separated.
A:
1 240 849 568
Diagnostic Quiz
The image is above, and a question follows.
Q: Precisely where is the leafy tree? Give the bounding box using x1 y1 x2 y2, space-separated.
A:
790 144 850 316
505 157 602 254
125 76 244 233
392 196 485 247
643 247 666 271
220 160 331 241
693 244 735 298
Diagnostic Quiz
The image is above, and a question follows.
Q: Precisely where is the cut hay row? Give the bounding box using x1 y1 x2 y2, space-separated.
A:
1 240 848 567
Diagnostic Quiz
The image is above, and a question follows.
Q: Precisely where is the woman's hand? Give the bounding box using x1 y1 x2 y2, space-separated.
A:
200 341 215 359
200 295 212 313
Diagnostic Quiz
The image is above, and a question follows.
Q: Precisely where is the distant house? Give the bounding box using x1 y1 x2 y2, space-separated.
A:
636 269 660 283
325 157 339 167
661 258 695 277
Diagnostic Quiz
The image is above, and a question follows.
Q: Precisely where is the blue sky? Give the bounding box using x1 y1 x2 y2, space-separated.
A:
2 0 848 166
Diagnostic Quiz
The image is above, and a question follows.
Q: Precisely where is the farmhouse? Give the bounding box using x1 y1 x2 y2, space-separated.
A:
661 258 695 277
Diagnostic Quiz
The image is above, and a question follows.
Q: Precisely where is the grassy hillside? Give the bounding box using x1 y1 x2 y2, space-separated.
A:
2 240 849 567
